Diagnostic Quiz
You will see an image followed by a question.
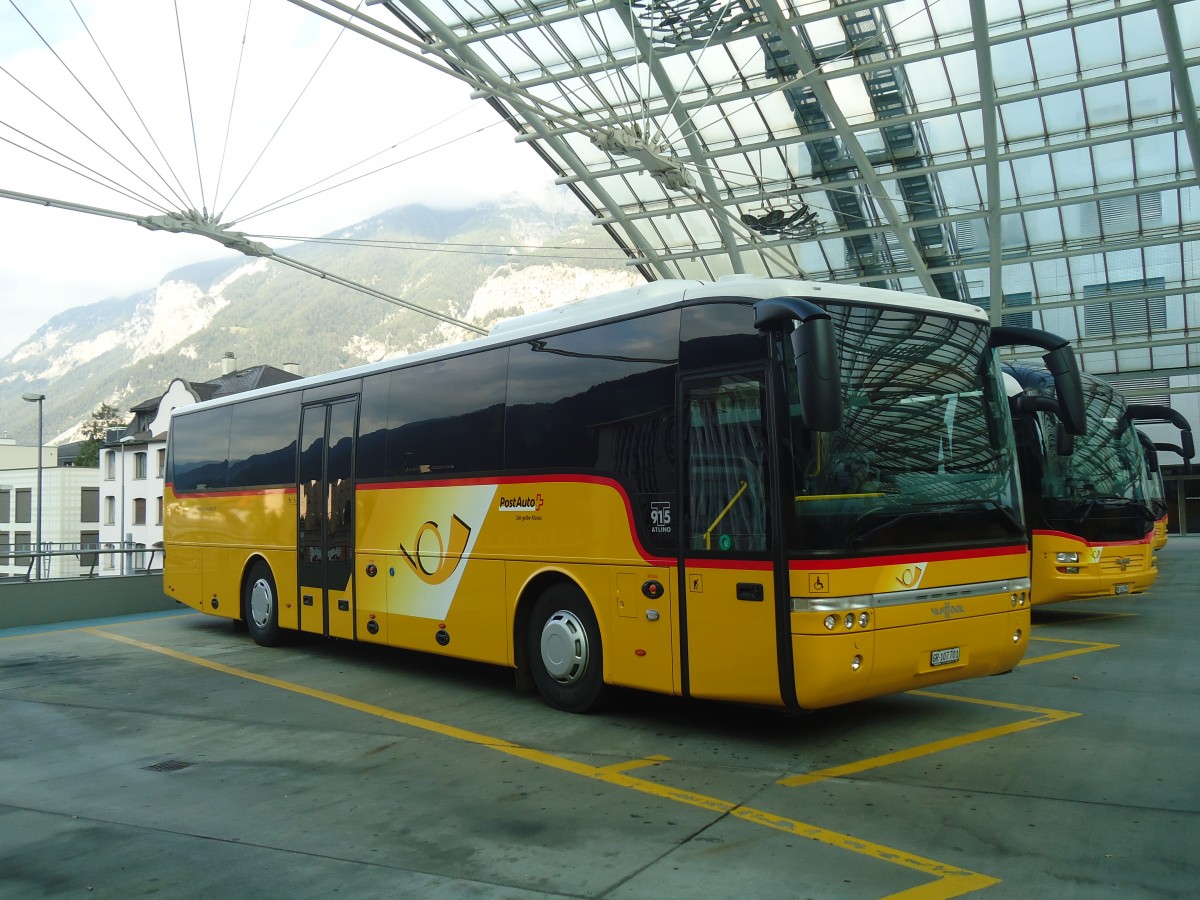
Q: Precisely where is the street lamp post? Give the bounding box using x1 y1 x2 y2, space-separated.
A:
118 435 136 575
22 393 45 580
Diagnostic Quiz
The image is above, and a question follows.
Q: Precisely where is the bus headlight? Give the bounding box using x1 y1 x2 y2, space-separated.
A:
1055 552 1080 563
858 612 870 628
824 615 837 631
1013 629 1023 643
844 613 855 629
850 655 862 671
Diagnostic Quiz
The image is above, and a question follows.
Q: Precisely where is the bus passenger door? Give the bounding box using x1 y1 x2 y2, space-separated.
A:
298 399 358 640
681 371 783 706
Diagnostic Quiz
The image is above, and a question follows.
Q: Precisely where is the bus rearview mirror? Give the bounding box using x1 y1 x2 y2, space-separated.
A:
790 317 842 433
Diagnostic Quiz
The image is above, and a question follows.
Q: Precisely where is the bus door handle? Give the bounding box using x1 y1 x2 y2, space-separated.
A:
736 583 764 602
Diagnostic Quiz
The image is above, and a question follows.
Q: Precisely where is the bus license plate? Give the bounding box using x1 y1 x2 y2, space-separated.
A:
1114 583 1130 595
930 647 961 667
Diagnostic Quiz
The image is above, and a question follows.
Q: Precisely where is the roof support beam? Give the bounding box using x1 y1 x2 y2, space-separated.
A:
753 0 938 295
970 0 1003 324
1156 0 1200 177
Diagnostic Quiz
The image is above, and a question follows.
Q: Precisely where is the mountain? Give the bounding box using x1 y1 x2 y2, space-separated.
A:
1 198 643 446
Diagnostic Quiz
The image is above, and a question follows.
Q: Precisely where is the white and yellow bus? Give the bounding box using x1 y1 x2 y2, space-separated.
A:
1137 433 1170 550
165 277 1082 712
1005 371 1191 604
1131 407 1194 550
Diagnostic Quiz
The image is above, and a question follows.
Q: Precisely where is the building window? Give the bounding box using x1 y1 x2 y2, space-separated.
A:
80 530 100 568
133 498 147 525
156 496 164 525
1083 278 1167 337
15 489 31 524
105 451 116 480
104 496 116 526
157 448 166 478
0 489 9 523
15 531 31 567
974 291 1033 328
81 487 100 524
134 452 147 480
0 532 9 565
1109 377 1171 407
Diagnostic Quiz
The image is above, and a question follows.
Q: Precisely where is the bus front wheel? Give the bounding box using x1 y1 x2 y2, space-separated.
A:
244 561 285 647
528 584 606 713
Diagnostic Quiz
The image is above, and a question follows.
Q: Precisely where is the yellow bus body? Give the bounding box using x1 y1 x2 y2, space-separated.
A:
1153 516 1168 550
166 477 1030 710
1028 529 1157 605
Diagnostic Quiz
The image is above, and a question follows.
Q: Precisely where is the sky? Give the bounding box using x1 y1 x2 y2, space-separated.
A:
0 0 565 357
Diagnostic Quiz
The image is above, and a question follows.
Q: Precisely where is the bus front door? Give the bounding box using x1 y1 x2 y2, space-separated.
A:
298 398 358 640
681 371 785 706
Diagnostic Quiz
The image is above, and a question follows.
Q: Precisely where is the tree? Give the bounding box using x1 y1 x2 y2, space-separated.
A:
75 403 128 468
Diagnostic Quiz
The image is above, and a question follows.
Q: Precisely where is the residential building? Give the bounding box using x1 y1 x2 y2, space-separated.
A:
0 438 101 579
98 355 301 574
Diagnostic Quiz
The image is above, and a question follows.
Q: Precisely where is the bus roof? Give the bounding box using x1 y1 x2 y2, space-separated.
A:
174 276 988 416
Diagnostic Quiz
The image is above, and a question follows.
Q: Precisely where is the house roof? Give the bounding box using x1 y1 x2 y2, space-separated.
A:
116 365 302 441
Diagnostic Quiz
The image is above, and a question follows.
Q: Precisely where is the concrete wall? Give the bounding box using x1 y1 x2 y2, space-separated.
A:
0 574 179 629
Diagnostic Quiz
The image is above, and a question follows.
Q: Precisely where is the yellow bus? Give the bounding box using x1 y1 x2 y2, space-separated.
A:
1130 407 1194 550
1137 433 1170 550
1005 370 1190 604
164 277 1083 712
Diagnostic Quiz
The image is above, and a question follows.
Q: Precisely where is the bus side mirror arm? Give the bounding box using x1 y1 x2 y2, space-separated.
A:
989 326 1087 436
1010 395 1075 455
1127 403 1195 466
754 297 842 432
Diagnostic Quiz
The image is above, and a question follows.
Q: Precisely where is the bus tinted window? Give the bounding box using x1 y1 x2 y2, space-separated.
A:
357 373 390 479
228 392 300 488
172 407 231 491
680 302 766 370
385 349 507 477
506 311 679 477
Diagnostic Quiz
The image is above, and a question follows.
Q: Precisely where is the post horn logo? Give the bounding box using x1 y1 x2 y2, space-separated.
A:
399 515 472 585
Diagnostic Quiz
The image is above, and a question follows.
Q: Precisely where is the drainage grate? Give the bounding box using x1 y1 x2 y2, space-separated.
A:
142 759 193 772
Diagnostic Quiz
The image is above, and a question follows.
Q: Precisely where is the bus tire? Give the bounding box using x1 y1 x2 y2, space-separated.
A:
528 583 606 713
244 561 285 647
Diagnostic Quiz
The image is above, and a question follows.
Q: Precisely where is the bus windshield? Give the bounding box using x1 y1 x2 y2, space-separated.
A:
785 304 1022 555
1041 381 1151 519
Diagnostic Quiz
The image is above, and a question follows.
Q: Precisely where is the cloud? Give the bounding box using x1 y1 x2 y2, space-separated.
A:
0 0 559 356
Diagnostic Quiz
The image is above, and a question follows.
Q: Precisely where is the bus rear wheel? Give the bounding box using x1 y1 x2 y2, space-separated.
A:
528 584 606 713
244 561 285 647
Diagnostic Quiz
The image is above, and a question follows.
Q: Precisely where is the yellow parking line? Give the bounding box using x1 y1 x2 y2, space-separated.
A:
1021 636 1119 666
85 627 998 899
595 754 671 774
779 692 1079 788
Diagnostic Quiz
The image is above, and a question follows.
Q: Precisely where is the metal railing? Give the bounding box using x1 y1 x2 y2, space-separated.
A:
0 542 162 582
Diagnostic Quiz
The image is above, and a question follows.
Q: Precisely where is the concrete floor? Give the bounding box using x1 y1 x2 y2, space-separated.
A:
2 540 1198 899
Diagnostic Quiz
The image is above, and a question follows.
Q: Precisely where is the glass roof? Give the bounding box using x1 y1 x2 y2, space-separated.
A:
314 1 1197 400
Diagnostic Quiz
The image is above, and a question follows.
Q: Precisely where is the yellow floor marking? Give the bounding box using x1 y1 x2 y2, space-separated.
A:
1020 636 1119 666
779 692 1079 789
595 755 671 774
85 627 997 899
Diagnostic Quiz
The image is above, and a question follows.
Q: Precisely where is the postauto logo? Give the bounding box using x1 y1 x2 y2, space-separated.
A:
498 493 544 512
